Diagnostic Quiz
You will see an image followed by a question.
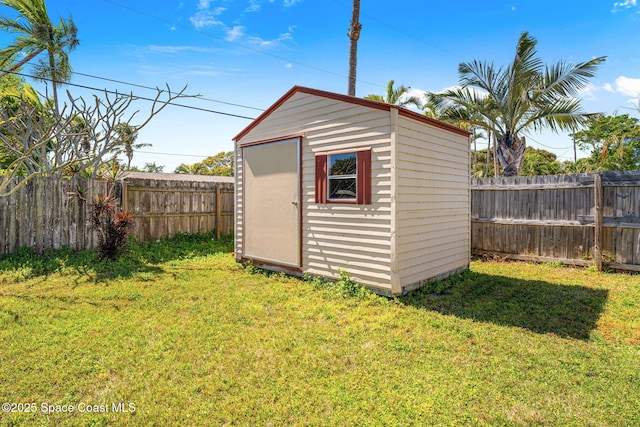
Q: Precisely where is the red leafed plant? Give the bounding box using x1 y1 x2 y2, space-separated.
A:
89 193 135 260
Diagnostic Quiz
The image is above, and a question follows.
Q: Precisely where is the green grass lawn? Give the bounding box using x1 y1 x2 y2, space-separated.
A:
0 234 638 426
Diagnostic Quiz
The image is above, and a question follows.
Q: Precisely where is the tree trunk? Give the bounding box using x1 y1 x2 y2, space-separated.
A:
0 48 45 79
496 131 526 177
471 127 477 177
347 0 361 96
492 131 499 177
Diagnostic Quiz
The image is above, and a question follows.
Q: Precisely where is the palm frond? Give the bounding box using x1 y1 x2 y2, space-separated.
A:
364 94 384 102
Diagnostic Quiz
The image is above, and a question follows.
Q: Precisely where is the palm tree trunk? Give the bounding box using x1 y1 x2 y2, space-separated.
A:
492 132 499 177
347 0 361 96
496 133 526 177
0 48 46 79
471 127 477 177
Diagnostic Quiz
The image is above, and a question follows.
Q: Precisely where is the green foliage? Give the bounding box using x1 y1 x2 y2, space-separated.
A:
335 269 368 298
303 269 371 299
571 114 640 171
0 0 79 113
141 162 164 173
521 147 563 176
0 231 233 282
114 122 149 169
1 250 639 425
174 151 234 176
364 79 422 109
0 74 41 170
542 260 565 268
89 193 135 260
470 148 496 177
0 73 40 111
473 146 573 177
434 32 605 176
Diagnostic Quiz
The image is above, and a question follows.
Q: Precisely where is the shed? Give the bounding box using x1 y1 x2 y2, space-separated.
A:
233 86 470 296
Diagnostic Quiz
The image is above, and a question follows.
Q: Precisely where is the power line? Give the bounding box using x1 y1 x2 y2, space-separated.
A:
136 150 210 158
3 69 257 120
101 0 386 90
72 70 265 112
526 134 573 151
328 0 465 60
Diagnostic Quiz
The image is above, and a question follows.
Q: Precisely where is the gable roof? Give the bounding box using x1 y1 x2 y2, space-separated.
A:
233 86 470 142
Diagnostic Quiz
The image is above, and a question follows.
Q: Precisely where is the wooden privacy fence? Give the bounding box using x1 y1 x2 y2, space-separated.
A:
118 175 234 242
0 176 110 255
471 171 640 272
0 174 234 255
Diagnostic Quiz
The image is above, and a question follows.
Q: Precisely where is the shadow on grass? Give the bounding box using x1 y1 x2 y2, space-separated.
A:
401 270 608 340
0 232 234 282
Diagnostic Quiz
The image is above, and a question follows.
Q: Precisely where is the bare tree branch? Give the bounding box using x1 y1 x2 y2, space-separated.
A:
0 85 190 197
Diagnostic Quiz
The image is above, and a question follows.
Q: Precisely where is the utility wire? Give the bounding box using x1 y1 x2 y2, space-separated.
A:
136 150 211 158
101 0 386 90
3 69 257 120
526 134 573 151
328 0 466 60
72 70 265 112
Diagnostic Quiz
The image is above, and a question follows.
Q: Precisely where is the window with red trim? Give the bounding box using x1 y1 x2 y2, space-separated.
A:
315 149 371 204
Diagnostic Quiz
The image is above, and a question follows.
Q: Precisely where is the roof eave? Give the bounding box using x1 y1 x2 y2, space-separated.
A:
232 86 470 142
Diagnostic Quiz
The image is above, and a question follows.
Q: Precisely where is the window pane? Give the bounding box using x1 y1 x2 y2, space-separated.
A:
329 152 356 176
329 177 357 199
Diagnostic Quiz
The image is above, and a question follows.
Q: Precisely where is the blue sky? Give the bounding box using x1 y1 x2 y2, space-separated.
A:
2 0 640 171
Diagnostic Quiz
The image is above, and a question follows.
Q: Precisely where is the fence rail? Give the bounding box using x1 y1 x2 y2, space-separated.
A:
119 177 234 242
0 176 110 255
4 172 639 270
471 171 640 272
0 175 234 255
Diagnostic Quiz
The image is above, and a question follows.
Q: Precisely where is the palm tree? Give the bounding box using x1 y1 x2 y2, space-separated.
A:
426 91 487 176
347 0 361 96
174 162 206 175
432 32 605 176
0 0 79 114
114 123 150 170
365 80 422 109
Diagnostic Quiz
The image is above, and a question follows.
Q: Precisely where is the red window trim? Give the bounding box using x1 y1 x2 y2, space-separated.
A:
315 148 371 205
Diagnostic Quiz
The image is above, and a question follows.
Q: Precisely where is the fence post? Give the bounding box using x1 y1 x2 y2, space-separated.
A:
216 184 222 240
593 173 603 271
121 179 128 213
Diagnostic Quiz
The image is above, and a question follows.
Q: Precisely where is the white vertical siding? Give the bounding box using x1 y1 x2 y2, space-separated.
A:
236 88 470 295
234 148 244 261
236 92 394 291
395 116 470 288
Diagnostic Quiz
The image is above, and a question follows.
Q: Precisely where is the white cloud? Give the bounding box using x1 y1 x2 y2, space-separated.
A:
603 83 615 92
190 7 225 29
226 26 246 41
246 0 262 12
246 0 300 12
285 63 293 69
612 0 637 11
578 82 598 100
148 45 213 54
614 76 640 97
190 1 297 46
185 68 222 76
248 30 293 47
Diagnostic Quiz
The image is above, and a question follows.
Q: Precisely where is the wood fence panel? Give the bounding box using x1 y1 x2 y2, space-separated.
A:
472 171 640 272
120 177 234 243
1 175 234 255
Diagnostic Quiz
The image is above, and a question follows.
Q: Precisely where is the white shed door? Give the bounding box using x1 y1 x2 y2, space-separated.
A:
243 138 300 267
